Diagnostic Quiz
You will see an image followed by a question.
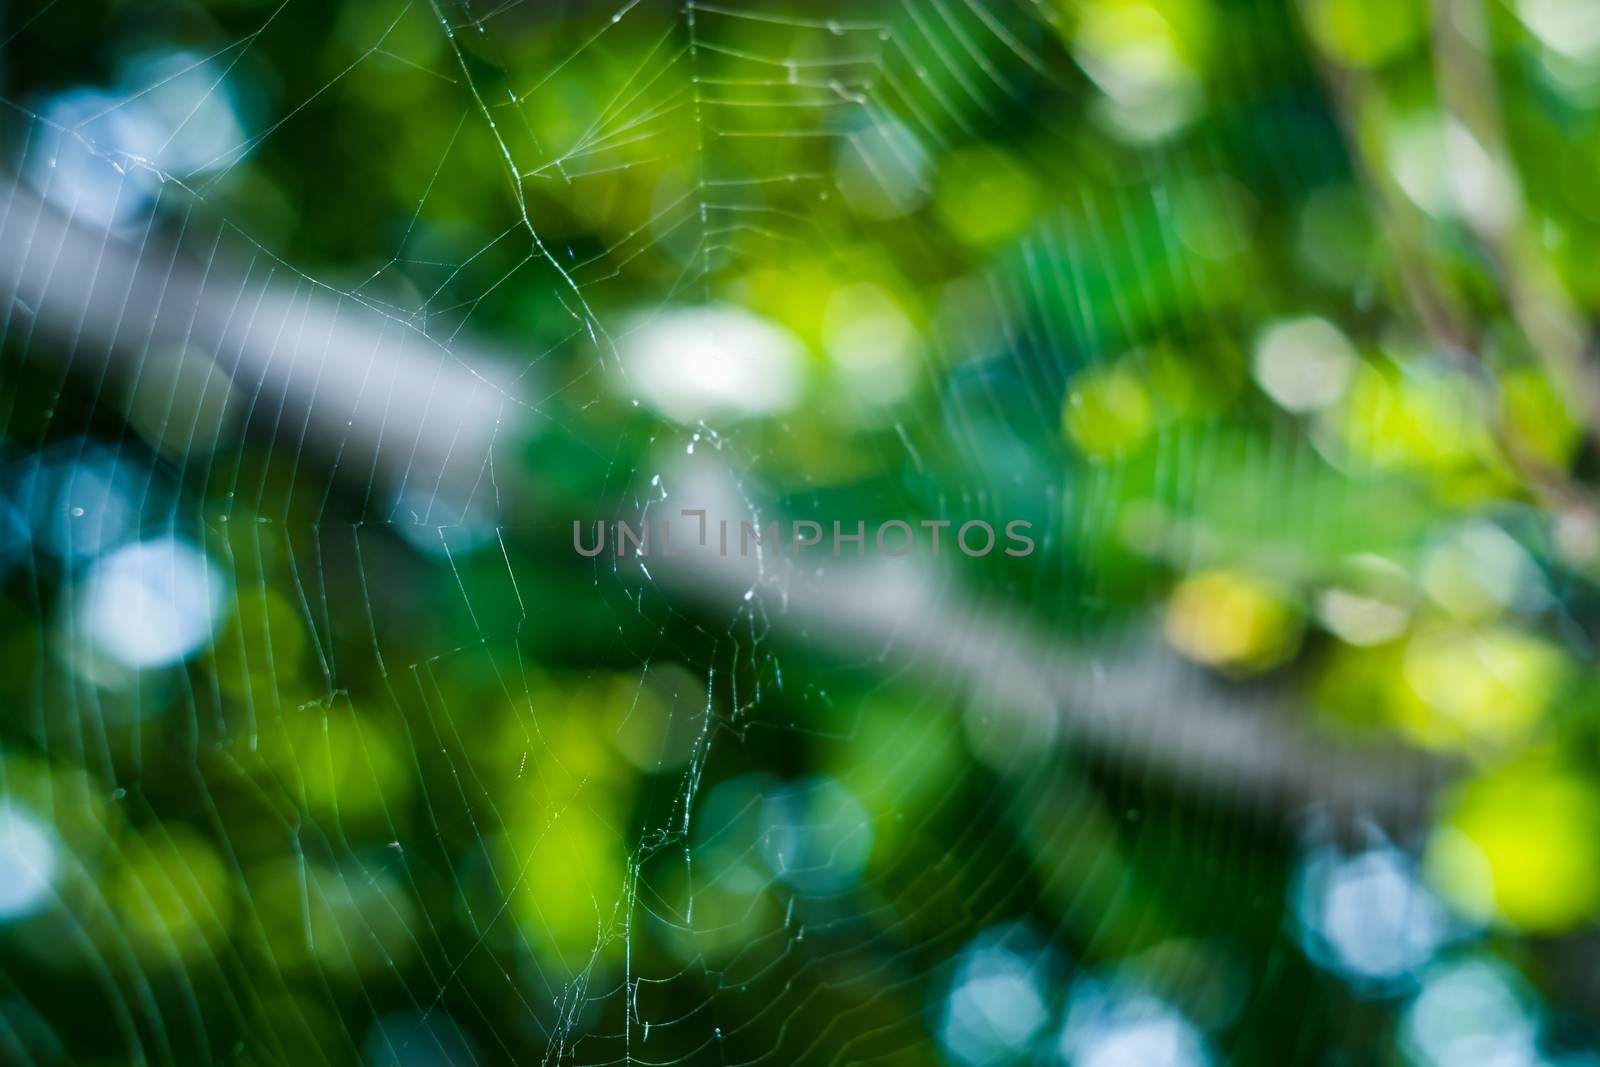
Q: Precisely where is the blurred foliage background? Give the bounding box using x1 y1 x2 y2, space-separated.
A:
3 0 1600 1064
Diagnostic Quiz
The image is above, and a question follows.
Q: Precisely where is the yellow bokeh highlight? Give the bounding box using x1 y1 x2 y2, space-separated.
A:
1502 365 1580 468
1427 765 1600 932
209 587 312 709
655 866 781 964
1068 0 1206 87
1164 569 1301 673
1064 363 1153 457
1330 361 1497 481
500 797 629 977
256 705 411 826
835 692 965 859
106 825 234 966
1399 625 1566 750
493 674 639 802
1302 0 1425 68
935 144 1039 247
736 261 843 351
491 674 640 976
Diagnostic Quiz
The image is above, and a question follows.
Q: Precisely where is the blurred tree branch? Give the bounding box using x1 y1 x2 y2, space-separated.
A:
635 458 1456 828
0 178 517 521
0 174 1454 830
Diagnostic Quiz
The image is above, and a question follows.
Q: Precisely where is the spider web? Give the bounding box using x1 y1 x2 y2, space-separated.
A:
0 0 1389 1064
